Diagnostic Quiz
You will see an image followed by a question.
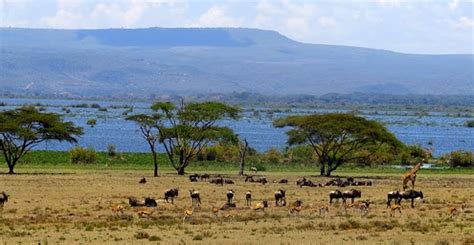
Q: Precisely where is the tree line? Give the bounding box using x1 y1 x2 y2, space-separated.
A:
0 101 421 176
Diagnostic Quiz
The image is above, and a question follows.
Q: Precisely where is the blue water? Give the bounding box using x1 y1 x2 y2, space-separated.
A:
0 98 473 156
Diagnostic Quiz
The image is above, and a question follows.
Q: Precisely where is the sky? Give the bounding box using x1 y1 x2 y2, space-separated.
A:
1 0 473 54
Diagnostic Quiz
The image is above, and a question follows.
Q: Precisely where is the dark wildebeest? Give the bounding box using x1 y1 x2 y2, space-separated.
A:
274 178 288 184
343 189 362 204
210 177 224 185
0 192 9 210
245 191 252 206
329 190 345 204
256 177 268 185
297 177 315 187
245 175 255 182
129 197 157 207
387 190 400 208
139 177 147 184
200 173 210 181
189 174 199 182
226 190 235 204
164 188 179 204
225 179 235 184
274 189 286 206
189 189 201 207
397 190 424 208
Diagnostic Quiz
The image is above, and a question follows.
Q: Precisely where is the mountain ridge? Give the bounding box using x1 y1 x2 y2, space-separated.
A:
1 27 473 96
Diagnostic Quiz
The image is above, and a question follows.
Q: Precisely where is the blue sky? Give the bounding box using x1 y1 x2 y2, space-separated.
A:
1 0 473 54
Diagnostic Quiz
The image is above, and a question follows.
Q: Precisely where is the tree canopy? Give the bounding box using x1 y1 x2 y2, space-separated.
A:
128 101 239 175
0 106 83 174
274 113 403 176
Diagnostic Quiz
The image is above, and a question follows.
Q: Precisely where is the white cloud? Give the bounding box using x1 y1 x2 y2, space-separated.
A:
376 0 403 7
448 0 459 10
455 16 474 28
191 6 242 27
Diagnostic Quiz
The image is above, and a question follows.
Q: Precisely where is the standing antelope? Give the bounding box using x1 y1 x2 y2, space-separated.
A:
390 204 402 217
183 207 195 223
189 189 201 207
245 191 252 206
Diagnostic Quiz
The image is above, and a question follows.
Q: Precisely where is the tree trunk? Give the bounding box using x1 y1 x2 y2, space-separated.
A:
177 166 185 175
7 163 15 174
151 149 158 177
239 157 245 176
325 169 332 177
320 164 325 176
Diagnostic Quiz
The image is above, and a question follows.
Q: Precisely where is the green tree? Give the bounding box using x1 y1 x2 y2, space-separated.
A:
86 119 97 128
128 101 239 175
274 113 403 176
0 106 83 174
126 114 161 177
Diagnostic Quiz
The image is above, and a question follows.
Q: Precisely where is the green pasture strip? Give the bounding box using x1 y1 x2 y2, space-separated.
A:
3 150 473 175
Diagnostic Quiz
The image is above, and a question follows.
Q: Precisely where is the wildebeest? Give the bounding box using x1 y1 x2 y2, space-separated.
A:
139 177 146 184
129 197 157 207
329 190 345 204
164 188 179 204
0 192 9 210
226 190 235 204
296 177 315 187
210 177 224 185
224 179 235 184
245 175 267 185
274 178 288 184
245 191 252 206
397 190 424 208
274 189 286 206
387 190 400 207
343 189 362 204
200 173 210 181
245 175 255 182
189 174 199 182
189 189 201 207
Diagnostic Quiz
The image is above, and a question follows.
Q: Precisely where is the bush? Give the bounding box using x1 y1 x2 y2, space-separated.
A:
446 150 473 167
107 144 117 157
134 231 149 240
263 148 284 164
70 147 97 164
466 120 474 128
86 119 97 128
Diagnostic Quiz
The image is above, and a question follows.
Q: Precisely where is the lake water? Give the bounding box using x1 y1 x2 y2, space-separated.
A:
1 98 473 156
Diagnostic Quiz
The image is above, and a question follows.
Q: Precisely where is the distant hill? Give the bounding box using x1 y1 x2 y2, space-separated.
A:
1 27 473 97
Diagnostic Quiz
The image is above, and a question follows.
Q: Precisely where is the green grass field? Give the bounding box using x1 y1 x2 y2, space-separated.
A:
6 150 474 175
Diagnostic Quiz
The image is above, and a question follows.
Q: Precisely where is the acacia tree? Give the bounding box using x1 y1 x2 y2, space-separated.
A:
0 106 83 174
274 113 403 176
126 114 160 177
128 101 239 175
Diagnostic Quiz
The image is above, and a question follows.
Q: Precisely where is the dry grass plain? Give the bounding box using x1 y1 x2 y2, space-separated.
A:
0 170 473 244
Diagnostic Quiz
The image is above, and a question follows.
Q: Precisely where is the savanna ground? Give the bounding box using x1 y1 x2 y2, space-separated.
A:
0 167 473 244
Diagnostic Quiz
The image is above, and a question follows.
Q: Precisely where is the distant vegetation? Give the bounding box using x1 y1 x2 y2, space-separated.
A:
466 120 474 127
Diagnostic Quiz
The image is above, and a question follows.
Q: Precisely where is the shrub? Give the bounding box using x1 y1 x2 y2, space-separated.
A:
465 120 474 128
86 119 97 128
148 235 161 241
70 147 97 164
192 234 203 241
263 148 284 164
446 150 473 167
107 144 117 157
134 231 149 240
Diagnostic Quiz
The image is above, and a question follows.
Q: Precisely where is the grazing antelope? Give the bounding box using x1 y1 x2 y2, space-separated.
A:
390 204 402 217
136 208 155 219
319 205 329 217
251 200 268 213
164 188 179 204
0 192 9 210
139 177 146 184
211 207 220 219
189 189 201 207
111 204 124 215
448 204 467 218
274 189 286 206
289 200 303 215
245 191 252 206
226 190 235 204
183 207 195 223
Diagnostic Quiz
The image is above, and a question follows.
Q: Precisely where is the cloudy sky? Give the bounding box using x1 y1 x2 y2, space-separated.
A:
1 0 473 54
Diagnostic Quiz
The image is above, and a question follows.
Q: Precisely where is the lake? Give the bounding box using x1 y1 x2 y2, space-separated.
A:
0 98 473 156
